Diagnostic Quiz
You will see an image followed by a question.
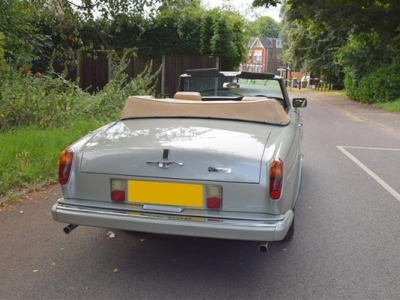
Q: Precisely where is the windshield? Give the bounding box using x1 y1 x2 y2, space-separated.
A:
180 75 285 102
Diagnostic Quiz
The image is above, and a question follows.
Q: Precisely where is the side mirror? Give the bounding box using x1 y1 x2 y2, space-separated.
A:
293 98 307 108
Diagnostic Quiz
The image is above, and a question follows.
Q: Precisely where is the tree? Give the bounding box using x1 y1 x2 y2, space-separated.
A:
252 0 281 7
0 0 52 68
279 12 347 85
245 16 280 38
137 3 246 68
257 0 400 93
48 0 188 20
255 0 400 49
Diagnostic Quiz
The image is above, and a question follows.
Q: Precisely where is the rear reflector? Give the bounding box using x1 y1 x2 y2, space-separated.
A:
111 190 125 202
269 158 283 200
207 197 222 209
206 185 222 209
111 179 126 202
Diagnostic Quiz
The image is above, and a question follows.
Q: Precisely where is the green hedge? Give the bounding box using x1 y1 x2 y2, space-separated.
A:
344 62 400 104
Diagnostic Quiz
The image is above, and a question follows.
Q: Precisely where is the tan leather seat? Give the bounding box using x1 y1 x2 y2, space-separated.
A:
173 92 202 101
242 96 267 101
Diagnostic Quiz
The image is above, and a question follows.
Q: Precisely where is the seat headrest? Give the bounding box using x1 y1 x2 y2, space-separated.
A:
173 92 202 101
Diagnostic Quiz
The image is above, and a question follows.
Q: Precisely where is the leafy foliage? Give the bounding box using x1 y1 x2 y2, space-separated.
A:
78 4 247 69
81 52 161 121
252 0 282 7
0 32 9 74
40 0 247 70
245 16 280 38
0 69 80 131
284 18 346 86
344 58 400 104
259 0 400 99
0 52 160 131
57 0 164 20
0 0 53 68
336 33 382 82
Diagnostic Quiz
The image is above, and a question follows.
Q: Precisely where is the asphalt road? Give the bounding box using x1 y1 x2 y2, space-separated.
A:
1 90 400 300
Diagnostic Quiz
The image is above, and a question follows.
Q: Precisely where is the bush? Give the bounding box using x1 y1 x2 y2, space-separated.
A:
0 51 160 131
81 53 160 121
344 62 400 104
0 32 9 75
0 70 81 130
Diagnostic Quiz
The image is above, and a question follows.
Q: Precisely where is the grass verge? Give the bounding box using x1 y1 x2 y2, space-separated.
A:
0 118 103 199
374 99 400 113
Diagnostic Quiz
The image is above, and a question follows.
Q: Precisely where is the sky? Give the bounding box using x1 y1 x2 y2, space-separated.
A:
202 0 281 21
69 0 281 22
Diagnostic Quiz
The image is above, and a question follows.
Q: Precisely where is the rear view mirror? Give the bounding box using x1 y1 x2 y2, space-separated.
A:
293 98 307 108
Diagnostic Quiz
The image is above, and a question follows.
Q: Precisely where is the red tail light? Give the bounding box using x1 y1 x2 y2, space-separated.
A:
269 158 283 200
111 190 125 202
206 185 222 210
111 179 126 202
59 148 74 185
207 197 222 209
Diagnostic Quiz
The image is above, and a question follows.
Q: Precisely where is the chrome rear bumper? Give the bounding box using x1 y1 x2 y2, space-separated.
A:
52 201 293 242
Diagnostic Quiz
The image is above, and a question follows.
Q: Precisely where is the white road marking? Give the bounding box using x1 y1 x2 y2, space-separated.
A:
337 146 400 202
341 146 400 151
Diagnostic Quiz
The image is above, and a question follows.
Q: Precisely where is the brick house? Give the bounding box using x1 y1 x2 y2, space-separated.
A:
241 37 284 74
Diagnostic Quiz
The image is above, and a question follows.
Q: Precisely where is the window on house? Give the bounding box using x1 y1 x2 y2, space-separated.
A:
254 50 262 64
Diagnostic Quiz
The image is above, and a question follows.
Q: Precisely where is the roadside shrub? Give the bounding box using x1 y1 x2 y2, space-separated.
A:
0 51 160 131
0 69 82 130
0 32 9 75
343 72 357 100
344 63 400 104
81 52 160 122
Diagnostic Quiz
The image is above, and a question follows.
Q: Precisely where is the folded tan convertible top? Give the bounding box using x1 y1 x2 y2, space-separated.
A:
121 96 290 125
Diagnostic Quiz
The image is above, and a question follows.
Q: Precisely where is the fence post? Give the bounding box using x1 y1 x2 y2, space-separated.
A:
161 55 165 96
77 50 82 88
107 51 112 82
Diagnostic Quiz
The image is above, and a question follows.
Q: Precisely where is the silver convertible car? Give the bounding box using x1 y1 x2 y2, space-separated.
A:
52 68 307 251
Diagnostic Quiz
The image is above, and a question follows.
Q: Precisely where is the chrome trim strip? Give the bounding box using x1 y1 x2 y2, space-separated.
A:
55 204 278 228
143 204 183 213
208 167 232 173
146 161 184 169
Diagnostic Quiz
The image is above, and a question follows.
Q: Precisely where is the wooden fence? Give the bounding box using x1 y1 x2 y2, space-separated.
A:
58 52 220 96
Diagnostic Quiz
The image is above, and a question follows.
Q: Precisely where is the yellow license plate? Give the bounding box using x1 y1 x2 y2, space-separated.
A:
127 181 203 207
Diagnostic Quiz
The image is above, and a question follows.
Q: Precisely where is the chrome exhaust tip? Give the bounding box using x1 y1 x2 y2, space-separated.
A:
258 242 268 252
63 224 78 234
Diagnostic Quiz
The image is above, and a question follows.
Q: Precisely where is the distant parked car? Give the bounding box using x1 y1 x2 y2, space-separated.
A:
292 78 299 88
301 76 310 82
52 68 307 252
222 82 240 89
